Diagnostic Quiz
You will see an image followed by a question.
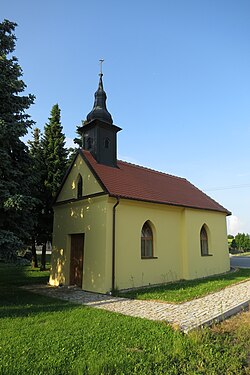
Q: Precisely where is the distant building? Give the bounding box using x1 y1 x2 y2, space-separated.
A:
50 72 230 293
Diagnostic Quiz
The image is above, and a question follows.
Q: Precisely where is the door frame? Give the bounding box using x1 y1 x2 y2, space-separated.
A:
69 233 85 287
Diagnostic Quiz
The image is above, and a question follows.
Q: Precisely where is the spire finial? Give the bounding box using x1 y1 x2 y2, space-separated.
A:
99 59 104 76
86 59 113 124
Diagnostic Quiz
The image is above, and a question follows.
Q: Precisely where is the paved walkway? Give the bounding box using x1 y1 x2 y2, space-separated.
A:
22 280 250 333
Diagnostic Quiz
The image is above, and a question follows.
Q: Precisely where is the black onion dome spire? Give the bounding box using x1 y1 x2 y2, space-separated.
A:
86 72 113 125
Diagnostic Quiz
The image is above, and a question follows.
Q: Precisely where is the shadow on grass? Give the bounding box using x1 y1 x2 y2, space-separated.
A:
0 263 80 319
0 287 80 319
0 262 49 286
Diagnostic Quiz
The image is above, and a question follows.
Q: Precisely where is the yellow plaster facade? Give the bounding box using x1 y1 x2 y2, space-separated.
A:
50 154 113 293
57 154 103 202
50 154 230 294
50 196 112 293
113 199 229 290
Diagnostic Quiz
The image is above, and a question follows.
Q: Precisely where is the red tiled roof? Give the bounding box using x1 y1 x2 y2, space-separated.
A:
81 150 230 214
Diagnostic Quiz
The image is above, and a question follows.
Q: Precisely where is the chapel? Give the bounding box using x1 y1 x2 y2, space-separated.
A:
49 70 230 293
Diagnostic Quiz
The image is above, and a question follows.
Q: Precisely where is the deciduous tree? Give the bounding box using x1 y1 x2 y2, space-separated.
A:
234 233 250 251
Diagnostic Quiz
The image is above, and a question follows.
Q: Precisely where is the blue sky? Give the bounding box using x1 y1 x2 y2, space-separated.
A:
2 0 250 235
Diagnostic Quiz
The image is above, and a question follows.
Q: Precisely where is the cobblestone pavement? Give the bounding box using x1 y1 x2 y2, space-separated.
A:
22 280 250 332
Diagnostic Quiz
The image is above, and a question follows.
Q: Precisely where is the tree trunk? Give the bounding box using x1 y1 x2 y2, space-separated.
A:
31 239 38 268
40 243 46 271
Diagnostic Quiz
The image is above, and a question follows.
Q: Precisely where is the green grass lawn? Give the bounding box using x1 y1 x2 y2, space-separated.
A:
0 263 250 374
117 268 250 303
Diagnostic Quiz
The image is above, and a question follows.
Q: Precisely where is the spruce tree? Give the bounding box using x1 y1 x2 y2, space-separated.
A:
74 125 83 148
28 128 45 267
40 104 68 269
42 104 68 198
67 124 82 166
0 20 36 260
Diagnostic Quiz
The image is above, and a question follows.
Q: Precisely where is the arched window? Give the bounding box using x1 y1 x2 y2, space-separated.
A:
87 137 93 150
200 225 209 256
141 222 153 258
77 175 83 199
104 137 110 149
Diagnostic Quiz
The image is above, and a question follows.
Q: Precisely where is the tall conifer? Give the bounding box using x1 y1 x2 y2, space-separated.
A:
42 104 68 199
28 128 45 267
39 104 68 269
0 20 36 260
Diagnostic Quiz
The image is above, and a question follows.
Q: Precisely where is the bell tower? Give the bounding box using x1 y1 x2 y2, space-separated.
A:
79 61 121 167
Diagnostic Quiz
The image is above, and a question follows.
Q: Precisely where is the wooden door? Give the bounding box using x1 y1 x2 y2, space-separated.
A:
70 234 84 287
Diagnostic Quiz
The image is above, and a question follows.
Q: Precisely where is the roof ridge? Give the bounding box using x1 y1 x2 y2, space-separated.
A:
81 150 230 215
117 159 186 181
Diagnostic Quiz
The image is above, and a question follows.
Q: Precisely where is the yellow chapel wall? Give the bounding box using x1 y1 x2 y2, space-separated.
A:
113 199 184 290
181 208 230 279
50 195 111 293
57 153 103 202
111 198 230 291
50 152 112 294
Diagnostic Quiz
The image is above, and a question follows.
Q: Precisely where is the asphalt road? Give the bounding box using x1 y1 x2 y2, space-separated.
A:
230 255 250 268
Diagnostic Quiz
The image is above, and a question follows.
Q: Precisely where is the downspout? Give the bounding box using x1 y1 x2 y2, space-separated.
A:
112 197 120 292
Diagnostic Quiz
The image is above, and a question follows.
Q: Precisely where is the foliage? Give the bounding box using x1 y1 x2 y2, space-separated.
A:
0 230 23 261
30 105 68 269
27 107 69 269
229 233 250 251
67 124 82 166
118 269 250 303
28 128 44 177
39 104 67 245
235 233 250 251
0 263 249 374
0 19 36 260
27 127 47 267
42 104 68 200
231 238 237 249
41 104 68 225
28 127 49 244
74 125 83 148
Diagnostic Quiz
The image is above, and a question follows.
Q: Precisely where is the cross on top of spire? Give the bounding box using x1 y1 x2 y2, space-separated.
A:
99 59 104 76
86 59 113 124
